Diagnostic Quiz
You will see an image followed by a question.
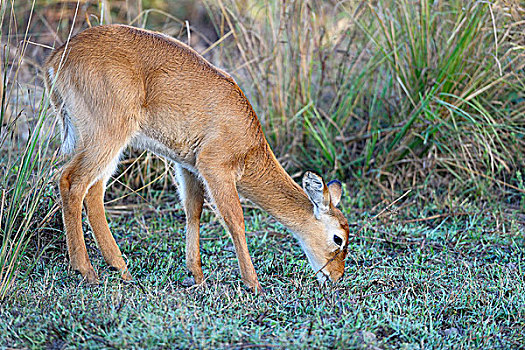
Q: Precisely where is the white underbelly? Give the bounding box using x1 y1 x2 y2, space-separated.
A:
130 133 197 171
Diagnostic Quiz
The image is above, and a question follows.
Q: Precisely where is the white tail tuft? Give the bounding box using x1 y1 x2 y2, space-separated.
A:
59 108 77 155
48 67 77 155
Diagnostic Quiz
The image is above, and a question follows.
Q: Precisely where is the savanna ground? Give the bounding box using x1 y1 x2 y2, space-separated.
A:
1 0 524 349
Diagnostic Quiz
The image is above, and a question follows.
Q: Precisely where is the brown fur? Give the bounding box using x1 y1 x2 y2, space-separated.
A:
44 25 349 292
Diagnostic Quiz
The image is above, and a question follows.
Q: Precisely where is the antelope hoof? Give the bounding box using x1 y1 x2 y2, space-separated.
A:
186 268 204 285
248 281 265 295
81 267 99 284
108 263 132 281
121 268 132 281
182 276 206 287
71 258 98 284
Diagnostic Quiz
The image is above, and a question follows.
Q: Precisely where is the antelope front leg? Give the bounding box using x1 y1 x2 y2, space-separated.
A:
175 165 205 284
201 170 263 293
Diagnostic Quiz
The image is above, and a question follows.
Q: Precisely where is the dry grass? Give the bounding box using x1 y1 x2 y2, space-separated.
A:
0 3 524 347
4 0 524 193
208 1 525 196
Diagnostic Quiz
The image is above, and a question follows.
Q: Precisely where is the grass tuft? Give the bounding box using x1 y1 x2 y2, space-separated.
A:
0 0 59 300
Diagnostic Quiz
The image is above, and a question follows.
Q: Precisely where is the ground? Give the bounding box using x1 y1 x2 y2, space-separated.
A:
2 193 523 349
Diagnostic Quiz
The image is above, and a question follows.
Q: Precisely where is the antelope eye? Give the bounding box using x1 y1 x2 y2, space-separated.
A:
333 235 343 246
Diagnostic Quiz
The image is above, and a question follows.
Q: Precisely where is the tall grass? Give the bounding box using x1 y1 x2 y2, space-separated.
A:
208 0 524 194
0 1 60 300
8 0 522 193
366 1 524 180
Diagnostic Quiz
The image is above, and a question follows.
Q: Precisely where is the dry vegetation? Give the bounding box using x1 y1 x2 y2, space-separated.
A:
0 0 524 348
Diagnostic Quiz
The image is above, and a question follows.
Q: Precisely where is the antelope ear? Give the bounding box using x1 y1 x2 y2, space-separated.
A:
302 171 330 219
327 180 342 207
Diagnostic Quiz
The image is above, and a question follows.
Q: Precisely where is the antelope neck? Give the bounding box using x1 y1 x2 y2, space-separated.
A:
239 145 315 233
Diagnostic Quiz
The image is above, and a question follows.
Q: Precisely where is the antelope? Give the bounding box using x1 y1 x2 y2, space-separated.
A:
44 24 349 292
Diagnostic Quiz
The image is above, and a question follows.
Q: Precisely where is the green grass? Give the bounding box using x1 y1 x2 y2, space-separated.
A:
2 194 523 348
1 1 524 348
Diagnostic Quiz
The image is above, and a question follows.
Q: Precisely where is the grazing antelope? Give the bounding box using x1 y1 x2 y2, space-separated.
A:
44 25 349 292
